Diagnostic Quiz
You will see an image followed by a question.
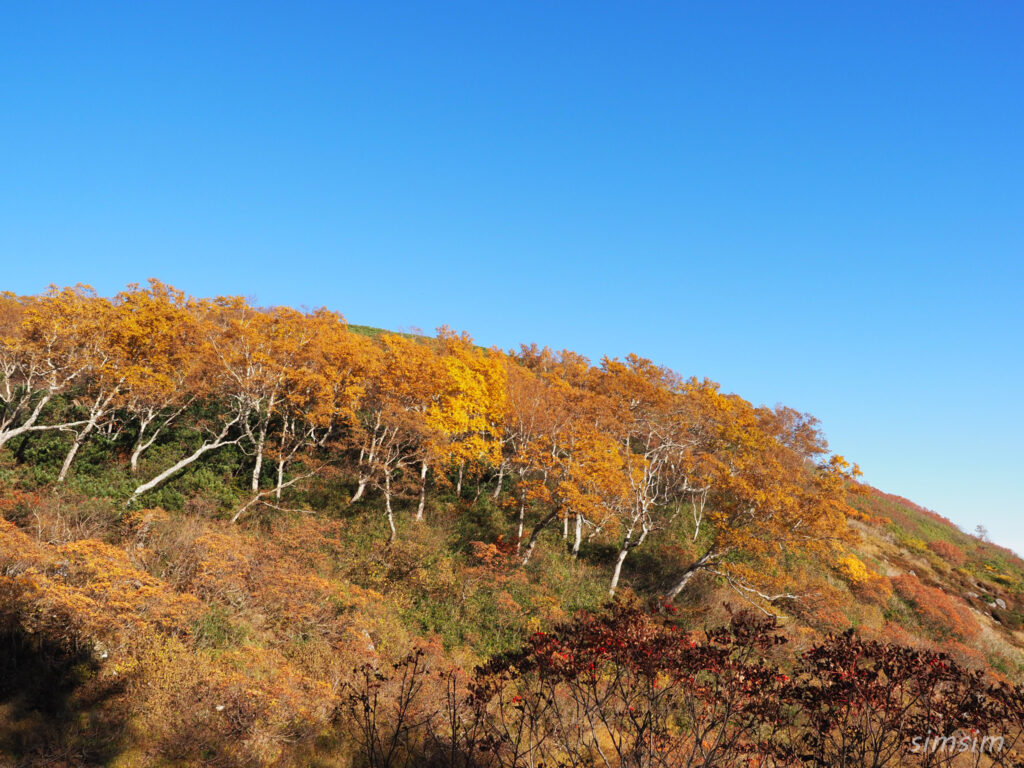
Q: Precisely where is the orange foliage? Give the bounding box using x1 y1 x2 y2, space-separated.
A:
851 572 894 606
0 518 199 651
928 539 968 566
162 520 383 644
892 574 981 642
836 553 894 606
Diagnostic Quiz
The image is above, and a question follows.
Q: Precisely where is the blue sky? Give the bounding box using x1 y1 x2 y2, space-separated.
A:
2 2 1022 552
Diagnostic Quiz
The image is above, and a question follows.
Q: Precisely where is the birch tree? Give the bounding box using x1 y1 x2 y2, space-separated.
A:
55 295 123 482
113 281 201 475
350 334 441 540
0 286 99 452
127 296 255 503
663 385 860 604
425 328 507 511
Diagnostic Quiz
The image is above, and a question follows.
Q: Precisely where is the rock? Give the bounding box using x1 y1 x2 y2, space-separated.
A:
966 591 979 599
995 598 1007 610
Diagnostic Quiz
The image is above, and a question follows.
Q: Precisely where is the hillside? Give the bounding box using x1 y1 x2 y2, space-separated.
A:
1 282 1022 767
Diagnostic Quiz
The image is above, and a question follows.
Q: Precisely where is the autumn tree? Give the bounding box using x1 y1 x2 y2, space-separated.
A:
664 384 860 605
593 355 697 597
0 286 100 452
426 327 507 505
496 354 570 554
267 310 374 497
234 305 315 494
231 310 376 521
507 347 595 564
127 295 259 502
350 333 441 540
113 280 201 475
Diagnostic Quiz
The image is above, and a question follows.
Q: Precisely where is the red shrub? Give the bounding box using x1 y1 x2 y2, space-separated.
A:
927 539 968 566
892 574 981 642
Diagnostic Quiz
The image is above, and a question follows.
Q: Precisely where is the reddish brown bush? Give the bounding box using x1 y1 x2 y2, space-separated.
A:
928 539 969 566
337 605 1024 768
893 574 981 642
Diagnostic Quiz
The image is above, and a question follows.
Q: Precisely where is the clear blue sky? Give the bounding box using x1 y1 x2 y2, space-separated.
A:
2 2 1022 552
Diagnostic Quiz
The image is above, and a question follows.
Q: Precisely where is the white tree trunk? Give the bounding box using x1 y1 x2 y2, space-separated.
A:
515 495 526 555
56 416 99 483
492 462 505 500
415 462 428 521
251 425 267 492
384 470 396 543
275 457 286 500
56 385 123 483
0 393 51 449
572 514 583 558
129 419 239 503
609 547 630 598
351 478 368 503
665 551 716 602
609 526 650 598
128 398 193 474
351 437 376 503
521 508 559 566
0 393 61 450
129 414 156 475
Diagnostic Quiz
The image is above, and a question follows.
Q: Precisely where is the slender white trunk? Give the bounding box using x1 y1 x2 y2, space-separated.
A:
562 514 569 539
609 526 650 598
57 386 122 483
251 425 267 492
609 548 630 597
56 416 99 483
57 439 83 483
0 393 53 450
492 462 505 500
129 415 155 475
384 471 396 543
129 419 239 503
275 457 286 500
129 397 193 474
351 478 368 503
351 436 376 503
515 495 526 555
666 568 697 601
572 514 583 558
415 462 428 521
521 536 539 566
456 462 464 496
521 508 559 566
665 551 716 602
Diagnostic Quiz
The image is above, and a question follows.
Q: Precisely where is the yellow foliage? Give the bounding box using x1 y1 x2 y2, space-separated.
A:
837 554 871 584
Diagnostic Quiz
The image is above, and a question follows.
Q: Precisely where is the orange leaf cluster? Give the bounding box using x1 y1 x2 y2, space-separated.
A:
892 574 981 642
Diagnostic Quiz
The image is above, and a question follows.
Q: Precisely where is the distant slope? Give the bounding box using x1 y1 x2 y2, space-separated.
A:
842 486 1024 676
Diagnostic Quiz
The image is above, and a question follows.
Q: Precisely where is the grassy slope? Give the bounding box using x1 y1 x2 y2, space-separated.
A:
843 486 1024 675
